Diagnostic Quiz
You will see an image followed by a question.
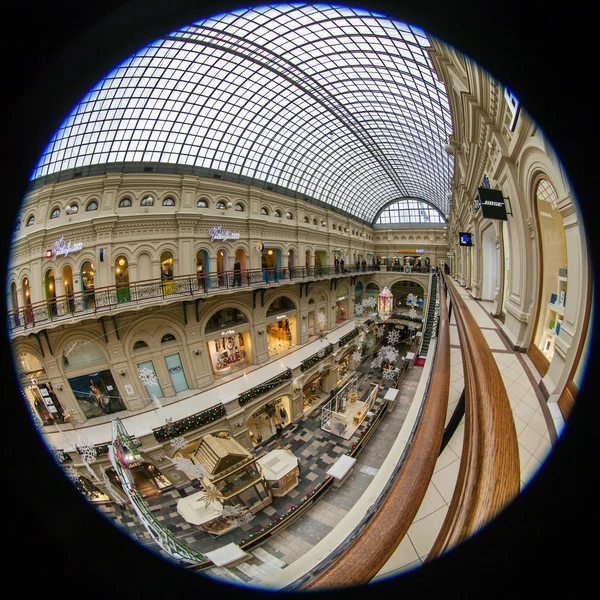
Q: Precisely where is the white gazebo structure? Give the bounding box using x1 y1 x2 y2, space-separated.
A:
257 449 300 497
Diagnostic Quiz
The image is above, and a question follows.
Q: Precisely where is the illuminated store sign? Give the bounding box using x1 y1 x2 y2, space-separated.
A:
209 226 240 242
396 249 425 254
276 314 287 320
47 237 83 259
221 329 235 336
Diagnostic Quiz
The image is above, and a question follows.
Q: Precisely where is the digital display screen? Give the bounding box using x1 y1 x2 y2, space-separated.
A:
459 232 473 246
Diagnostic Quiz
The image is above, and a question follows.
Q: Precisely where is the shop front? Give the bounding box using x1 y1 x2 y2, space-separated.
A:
266 296 297 356
302 371 329 412
205 307 252 378
247 396 291 446
261 248 282 282
336 350 353 385
335 283 349 323
67 369 127 419
24 381 65 426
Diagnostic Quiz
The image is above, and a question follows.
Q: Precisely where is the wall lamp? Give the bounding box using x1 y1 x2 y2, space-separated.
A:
119 370 126 377
194 349 201 355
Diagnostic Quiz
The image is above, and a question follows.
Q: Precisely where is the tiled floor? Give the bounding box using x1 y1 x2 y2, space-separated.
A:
97 337 421 586
372 280 562 584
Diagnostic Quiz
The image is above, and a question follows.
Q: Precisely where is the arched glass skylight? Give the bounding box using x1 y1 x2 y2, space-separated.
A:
30 2 453 223
375 198 446 224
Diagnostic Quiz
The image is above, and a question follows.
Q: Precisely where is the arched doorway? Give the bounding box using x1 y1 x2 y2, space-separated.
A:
266 296 297 355
287 249 295 277
314 250 326 275
305 249 311 270
391 280 425 313
45 269 57 317
261 248 281 282
247 396 292 446
354 281 364 304
365 282 380 303
22 277 33 324
531 179 568 363
205 307 251 377
160 251 175 294
115 256 130 302
10 282 19 327
216 248 229 286
61 264 75 313
335 283 349 323
81 260 95 310
481 226 497 301
196 249 209 291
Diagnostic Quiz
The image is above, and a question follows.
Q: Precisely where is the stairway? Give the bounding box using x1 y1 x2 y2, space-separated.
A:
419 273 438 357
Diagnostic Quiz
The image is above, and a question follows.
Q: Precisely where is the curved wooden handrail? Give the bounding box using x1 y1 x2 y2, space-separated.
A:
300 275 450 590
426 272 520 560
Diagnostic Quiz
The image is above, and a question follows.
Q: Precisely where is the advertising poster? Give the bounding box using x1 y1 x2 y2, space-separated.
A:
68 369 126 419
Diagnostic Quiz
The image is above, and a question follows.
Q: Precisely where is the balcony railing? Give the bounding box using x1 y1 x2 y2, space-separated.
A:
7 264 384 335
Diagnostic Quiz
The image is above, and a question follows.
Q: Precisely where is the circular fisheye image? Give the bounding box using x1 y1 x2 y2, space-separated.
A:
4 1 594 594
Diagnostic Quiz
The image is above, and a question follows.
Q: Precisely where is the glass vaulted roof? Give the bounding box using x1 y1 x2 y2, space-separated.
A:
30 2 454 224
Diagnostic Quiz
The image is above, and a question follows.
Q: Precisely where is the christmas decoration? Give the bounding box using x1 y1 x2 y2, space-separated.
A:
138 366 159 388
171 456 210 479
63 465 79 482
339 328 360 346
316 312 327 326
77 439 97 465
51 447 66 463
219 504 246 518
170 436 188 452
153 404 227 442
200 486 224 508
382 367 398 380
351 350 362 363
238 370 292 406
317 363 325 374
384 346 399 363
408 307 418 319
387 329 401 345
371 356 382 369
354 302 365 316
301 345 333 371
229 512 255 528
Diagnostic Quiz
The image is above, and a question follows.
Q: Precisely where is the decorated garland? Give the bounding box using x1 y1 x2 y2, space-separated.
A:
153 404 227 442
338 328 360 346
390 311 423 323
238 370 292 406
300 344 333 371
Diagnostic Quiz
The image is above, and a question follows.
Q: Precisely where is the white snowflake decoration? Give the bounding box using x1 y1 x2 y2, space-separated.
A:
229 512 255 528
387 329 401 345
384 347 399 363
169 436 188 452
77 440 97 464
219 504 246 518
51 447 66 463
370 357 382 369
354 302 365 316
408 322 417 331
316 312 327 326
382 367 398 380
376 326 385 338
364 296 377 310
63 465 79 482
138 367 159 388
317 363 325 374
171 456 210 479
408 307 418 319
317 344 327 358
351 350 362 363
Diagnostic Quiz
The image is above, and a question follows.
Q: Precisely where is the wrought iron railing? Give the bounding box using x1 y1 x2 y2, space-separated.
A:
7 264 379 335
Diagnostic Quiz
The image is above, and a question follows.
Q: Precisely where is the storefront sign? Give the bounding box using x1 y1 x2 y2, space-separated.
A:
255 242 265 252
396 249 425 254
124 384 134 395
209 226 240 242
47 237 83 259
276 314 287 320
475 187 508 221
221 329 235 336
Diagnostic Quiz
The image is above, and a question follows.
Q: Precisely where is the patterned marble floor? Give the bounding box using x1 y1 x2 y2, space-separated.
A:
96 339 421 584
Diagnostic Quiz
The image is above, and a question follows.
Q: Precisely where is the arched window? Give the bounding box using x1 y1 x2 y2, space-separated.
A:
160 251 174 283
304 216 310 223
50 207 60 219
62 339 106 368
216 201 226 210
197 199 208 208
313 218 318 225
274 209 282 218
321 221 326 227
133 340 149 350
205 307 248 334
140 195 154 206
86 201 98 211
285 211 293 220
119 198 132 207
234 203 244 211
67 203 78 214
161 333 177 344
260 207 269 216
115 256 130 303
26 215 35 227
162 197 175 206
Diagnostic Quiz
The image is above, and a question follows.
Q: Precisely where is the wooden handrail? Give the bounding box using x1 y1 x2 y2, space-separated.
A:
300 274 450 590
426 273 519 560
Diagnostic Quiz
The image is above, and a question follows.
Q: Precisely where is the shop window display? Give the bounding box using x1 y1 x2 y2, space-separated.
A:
68 369 126 419
247 397 291 445
267 317 295 355
160 251 174 294
164 353 188 393
137 360 164 400
207 333 248 377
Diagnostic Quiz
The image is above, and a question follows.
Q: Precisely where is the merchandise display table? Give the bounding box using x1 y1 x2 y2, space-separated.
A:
204 543 249 567
383 387 399 412
326 454 356 488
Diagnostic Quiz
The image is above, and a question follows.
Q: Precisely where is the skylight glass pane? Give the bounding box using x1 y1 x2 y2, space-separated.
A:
30 3 453 223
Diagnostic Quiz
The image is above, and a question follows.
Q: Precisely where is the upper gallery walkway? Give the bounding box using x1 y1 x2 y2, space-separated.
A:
8 264 433 338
